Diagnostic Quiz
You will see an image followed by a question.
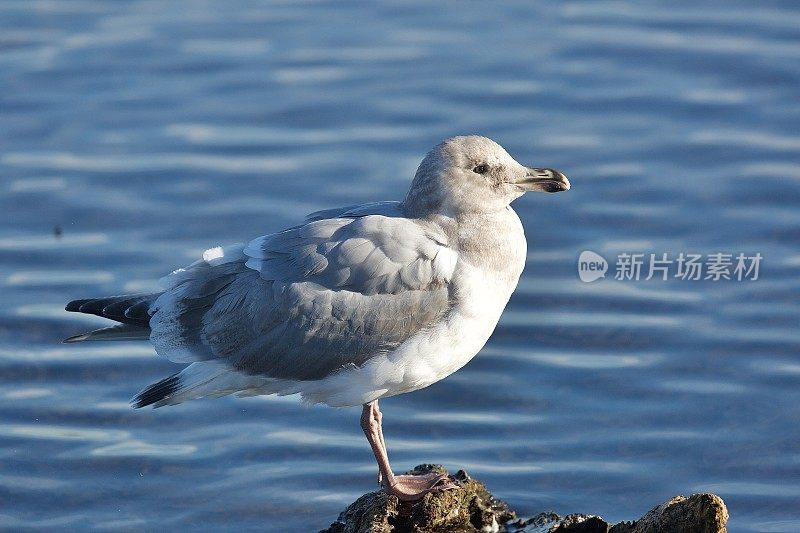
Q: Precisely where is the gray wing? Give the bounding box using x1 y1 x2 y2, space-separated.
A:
304 201 403 222
148 206 455 381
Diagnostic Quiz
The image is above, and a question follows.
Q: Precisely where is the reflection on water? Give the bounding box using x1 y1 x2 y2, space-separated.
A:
0 233 109 251
0 424 128 442
1 0 799 531
91 440 197 457
5 270 114 286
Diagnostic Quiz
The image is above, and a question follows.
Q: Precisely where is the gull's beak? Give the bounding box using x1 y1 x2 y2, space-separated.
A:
515 167 571 193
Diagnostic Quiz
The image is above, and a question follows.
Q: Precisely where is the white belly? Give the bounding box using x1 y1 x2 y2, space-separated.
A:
386 264 517 394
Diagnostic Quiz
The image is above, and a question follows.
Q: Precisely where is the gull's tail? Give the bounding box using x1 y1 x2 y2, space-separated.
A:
131 373 182 408
63 293 159 343
131 362 269 408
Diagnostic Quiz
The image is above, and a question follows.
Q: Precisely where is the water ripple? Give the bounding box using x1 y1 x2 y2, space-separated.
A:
2 152 300 174
0 424 128 442
91 440 197 457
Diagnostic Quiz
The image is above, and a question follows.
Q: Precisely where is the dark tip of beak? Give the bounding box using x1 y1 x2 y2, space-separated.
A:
519 167 571 193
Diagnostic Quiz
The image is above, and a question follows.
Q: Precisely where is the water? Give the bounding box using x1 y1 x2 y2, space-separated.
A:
1 1 799 531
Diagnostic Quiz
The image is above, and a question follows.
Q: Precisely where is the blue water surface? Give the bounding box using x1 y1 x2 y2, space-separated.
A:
1 1 799 531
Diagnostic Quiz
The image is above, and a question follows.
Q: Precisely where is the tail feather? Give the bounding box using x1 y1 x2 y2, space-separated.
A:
132 375 182 408
131 362 271 408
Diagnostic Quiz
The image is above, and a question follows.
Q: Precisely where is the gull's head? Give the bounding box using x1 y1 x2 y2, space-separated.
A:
403 135 569 217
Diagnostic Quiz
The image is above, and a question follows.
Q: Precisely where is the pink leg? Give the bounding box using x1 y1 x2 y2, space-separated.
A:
373 403 386 484
360 400 455 501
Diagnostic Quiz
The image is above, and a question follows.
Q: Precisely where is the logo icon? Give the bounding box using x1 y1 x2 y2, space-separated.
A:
578 250 608 282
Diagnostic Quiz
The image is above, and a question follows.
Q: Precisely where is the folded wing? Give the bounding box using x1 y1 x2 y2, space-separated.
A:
149 206 455 382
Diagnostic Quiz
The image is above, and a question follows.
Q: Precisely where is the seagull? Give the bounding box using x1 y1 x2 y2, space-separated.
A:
64 135 569 501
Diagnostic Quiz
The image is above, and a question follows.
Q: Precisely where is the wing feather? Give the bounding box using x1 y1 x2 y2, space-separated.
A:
149 205 455 381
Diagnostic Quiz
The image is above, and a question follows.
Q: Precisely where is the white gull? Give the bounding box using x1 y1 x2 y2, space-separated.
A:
64 135 570 500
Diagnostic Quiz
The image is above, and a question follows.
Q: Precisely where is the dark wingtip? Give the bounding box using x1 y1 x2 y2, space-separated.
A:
65 299 88 312
131 375 181 408
63 333 89 344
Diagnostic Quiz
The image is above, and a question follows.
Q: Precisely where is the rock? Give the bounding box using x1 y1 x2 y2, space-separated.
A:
321 465 728 533
507 512 610 532
320 464 515 533
607 494 728 533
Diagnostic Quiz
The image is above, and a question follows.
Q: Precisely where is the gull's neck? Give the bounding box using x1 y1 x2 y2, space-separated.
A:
455 208 527 275
406 204 527 279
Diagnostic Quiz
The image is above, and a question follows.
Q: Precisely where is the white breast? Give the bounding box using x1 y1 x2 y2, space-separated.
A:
304 208 527 407
393 265 517 390
388 209 527 393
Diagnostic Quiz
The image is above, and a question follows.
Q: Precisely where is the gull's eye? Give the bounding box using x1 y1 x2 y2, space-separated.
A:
473 164 489 174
